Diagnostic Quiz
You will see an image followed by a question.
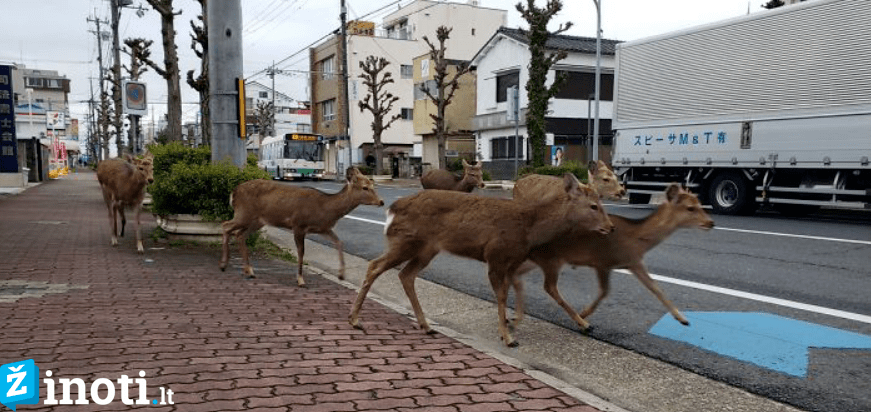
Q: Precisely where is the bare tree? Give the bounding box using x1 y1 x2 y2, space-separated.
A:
187 0 210 147
97 88 113 161
516 0 572 167
254 101 274 138
357 56 401 175
123 38 151 153
421 26 473 170
143 0 183 142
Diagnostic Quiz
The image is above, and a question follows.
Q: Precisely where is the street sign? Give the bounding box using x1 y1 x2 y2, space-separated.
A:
506 86 518 122
123 81 148 116
650 311 871 377
0 65 18 173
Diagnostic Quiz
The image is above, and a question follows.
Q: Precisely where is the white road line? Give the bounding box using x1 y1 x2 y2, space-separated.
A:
622 270 871 325
712 226 871 246
344 213 871 325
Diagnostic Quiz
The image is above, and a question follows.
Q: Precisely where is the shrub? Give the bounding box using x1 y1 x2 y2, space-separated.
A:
150 161 270 221
148 142 211 180
518 160 588 183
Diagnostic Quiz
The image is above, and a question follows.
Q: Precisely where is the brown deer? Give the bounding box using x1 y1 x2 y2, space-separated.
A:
349 173 615 347
514 160 626 202
509 184 714 332
420 159 485 192
220 167 384 286
96 152 155 253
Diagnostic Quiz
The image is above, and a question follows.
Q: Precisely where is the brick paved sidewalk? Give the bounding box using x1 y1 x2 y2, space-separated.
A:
0 170 601 412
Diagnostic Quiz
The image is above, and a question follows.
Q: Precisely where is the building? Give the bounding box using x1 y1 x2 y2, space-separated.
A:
244 81 312 156
470 27 620 180
412 53 476 173
10 65 74 182
310 0 506 177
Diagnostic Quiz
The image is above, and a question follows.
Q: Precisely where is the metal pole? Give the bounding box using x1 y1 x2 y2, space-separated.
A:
111 0 124 155
208 0 246 166
340 0 352 178
592 0 602 162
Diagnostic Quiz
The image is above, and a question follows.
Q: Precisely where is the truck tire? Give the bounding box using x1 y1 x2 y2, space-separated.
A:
708 172 755 215
628 192 652 205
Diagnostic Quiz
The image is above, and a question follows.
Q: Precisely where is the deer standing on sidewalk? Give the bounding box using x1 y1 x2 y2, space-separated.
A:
509 183 714 331
420 159 485 192
96 152 154 253
220 167 384 286
349 174 614 347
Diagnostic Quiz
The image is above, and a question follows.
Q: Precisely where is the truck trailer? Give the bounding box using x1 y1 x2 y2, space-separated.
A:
611 0 871 215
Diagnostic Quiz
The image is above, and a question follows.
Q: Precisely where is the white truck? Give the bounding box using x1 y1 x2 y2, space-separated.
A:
611 0 871 215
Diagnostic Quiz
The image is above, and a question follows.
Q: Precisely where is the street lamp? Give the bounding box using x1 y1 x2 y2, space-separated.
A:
591 0 602 162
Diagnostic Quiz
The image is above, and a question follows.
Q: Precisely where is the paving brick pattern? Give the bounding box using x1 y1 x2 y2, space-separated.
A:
0 171 601 411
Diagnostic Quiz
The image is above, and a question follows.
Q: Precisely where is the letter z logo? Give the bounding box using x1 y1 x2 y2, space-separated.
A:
1 360 39 411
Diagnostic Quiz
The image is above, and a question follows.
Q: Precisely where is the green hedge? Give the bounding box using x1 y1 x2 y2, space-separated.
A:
148 144 270 221
518 160 588 183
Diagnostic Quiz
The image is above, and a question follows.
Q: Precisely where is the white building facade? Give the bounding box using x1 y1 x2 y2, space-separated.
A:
470 28 620 179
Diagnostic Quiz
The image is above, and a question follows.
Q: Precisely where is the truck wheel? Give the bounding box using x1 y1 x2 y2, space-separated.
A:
708 172 755 215
628 192 652 205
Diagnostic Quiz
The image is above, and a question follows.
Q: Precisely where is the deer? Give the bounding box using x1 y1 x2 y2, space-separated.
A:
420 159 485 192
507 183 714 333
349 173 615 347
220 167 384 286
96 152 155 253
514 160 626 202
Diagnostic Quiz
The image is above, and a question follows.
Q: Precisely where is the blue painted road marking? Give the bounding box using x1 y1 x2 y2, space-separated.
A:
649 312 871 377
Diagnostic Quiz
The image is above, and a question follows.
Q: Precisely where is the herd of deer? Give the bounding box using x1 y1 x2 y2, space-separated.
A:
98 155 713 347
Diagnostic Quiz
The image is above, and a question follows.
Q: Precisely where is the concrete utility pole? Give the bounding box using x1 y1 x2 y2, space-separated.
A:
340 0 351 178
591 0 602 162
111 0 125 156
87 12 109 162
207 0 246 166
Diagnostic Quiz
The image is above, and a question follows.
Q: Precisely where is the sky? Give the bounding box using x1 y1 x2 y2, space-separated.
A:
0 0 763 138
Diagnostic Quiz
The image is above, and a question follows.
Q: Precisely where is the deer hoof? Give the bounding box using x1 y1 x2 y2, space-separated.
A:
111 237 118 246
350 320 365 331
137 242 144 253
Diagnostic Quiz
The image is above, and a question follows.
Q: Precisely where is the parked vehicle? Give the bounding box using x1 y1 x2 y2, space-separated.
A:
611 0 871 215
259 133 326 180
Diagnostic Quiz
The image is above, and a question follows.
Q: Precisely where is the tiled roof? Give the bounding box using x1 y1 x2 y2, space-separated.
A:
497 27 620 55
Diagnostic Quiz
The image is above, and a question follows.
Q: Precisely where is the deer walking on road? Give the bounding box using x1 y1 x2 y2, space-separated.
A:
220 167 384 286
349 173 614 347
510 183 714 331
96 153 155 253
420 159 485 192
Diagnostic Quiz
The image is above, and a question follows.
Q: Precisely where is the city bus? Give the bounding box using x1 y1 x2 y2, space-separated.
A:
259 133 325 180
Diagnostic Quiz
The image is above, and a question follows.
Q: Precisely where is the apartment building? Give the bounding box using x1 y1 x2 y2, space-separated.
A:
310 0 505 177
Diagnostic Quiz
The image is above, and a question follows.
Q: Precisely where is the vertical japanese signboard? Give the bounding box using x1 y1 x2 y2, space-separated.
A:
0 65 18 173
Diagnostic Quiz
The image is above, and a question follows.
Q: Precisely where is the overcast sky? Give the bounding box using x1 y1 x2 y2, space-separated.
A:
0 0 763 135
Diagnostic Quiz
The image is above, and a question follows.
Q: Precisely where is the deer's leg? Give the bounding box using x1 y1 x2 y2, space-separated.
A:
118 206 126 238
630 264 689 325
293 230 307 287
541 262 590 331
219 221 233 271
488 263 518 347
397 250 438 333
132 204 143 253
321 229 345 281
236 224 261 279
349 245 413 329
107 199 119 246
509 260 538 329
579 268 611 319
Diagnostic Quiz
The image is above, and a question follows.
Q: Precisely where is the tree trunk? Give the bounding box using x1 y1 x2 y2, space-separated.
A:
161 12 183 142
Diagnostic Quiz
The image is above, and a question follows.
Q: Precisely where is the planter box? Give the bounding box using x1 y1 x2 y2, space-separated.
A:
156 214 223 243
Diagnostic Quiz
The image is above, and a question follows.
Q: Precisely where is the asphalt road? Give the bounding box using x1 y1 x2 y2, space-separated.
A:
284 179 871 412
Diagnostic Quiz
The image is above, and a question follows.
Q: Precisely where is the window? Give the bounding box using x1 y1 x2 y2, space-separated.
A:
414 80 436 100
321 56 335 80
554 71 614 101
496 71 519 103
259 91 269 99
400 65 413 79
401 108 413 120
321 99 336 121
490 137 518 159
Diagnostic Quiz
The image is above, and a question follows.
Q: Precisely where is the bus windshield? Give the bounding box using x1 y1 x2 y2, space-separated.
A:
284 140 323 161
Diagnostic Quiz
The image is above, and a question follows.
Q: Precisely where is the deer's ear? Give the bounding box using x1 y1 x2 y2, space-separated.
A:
597 160 608 169
588 160 597 173
346 167 358 182
562 173 580 192
462 159 470 167
665 183 682 202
